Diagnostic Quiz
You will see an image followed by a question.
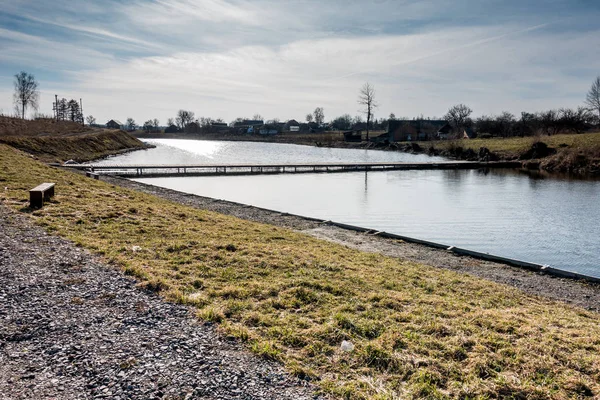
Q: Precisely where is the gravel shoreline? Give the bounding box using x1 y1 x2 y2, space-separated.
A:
103 175 600 312
0 206 321 399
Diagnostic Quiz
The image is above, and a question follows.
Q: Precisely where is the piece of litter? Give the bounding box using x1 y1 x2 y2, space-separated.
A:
340 340 354 352
132 246 142 252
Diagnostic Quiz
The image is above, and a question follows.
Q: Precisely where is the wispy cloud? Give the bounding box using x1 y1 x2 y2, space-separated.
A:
0 0 599 122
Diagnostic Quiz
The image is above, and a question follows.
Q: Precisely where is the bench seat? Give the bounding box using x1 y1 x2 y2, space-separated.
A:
30 183 55 208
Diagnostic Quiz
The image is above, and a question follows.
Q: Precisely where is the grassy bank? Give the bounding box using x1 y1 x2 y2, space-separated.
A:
0 116 149 163
1 144 599 399
0 131 148 163
417 132 600 174
420 132 600 158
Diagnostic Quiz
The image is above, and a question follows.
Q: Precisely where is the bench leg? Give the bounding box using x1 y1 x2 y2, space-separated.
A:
44 187 55 201
30 191 43 208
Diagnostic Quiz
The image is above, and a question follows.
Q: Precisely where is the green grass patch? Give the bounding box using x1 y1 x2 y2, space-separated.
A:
1 144 600 399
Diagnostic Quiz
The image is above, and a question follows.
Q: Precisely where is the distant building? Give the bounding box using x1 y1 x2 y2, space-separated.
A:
185 122 201 133
209 122 229 133
164 124 180 133
106 120 123 130
284 119 301 132
386 120 452 142
437 124 453 140
233 119 264 134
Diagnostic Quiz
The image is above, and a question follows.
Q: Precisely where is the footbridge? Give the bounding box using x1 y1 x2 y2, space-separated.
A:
64 161 522 178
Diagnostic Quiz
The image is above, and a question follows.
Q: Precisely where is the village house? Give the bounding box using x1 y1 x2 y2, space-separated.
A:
385 120 453 142
106 120 123 130
184 121 201 133
209 122 229 133
164 124 180 133
233 119 264 134
284 119 301 132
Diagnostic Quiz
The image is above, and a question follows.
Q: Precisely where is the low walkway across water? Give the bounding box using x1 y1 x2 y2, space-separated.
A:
66 161 522 177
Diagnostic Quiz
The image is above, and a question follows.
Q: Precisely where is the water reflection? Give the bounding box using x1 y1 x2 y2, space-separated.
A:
94 138 445 165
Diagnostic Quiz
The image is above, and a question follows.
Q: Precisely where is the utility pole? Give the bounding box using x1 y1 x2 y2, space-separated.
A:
80 98 84 126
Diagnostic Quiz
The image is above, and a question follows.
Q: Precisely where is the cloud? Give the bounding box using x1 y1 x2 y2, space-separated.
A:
0 0 599 122
57 23 600 123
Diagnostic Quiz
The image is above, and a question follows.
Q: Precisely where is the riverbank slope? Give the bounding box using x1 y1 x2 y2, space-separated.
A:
0 117 150 163
1 143 599 399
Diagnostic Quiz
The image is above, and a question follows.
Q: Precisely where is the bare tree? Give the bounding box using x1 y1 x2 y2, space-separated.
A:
176 110 195 130
167 117 174 126
358 83 377 141
313 107 325 125
126 118 136 131
585 76 600 123
389 113 396 120
252 114 263 121
306 113 313 123
153 118 160 131
13 71 39 119
86 115 96 126
143 120 154 133
444 104 473 136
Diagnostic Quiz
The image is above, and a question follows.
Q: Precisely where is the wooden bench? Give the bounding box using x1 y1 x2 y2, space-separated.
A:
29 183 55 208
85 171 100 180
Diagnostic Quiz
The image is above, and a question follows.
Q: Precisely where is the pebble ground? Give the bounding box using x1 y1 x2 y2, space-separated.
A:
0 206 321 400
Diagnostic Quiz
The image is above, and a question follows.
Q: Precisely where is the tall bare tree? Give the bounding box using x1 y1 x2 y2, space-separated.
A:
358 83 377 141
86 115 96 126
306 113 313 123
585 76 600 123
153 118 160 131
313 107 325 125
444 104 473 137
13 71 39 119
176 110 195 130
126 117 136 131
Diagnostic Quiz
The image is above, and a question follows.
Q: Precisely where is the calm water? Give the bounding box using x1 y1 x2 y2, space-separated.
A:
96 138 446 164
98 139 600 277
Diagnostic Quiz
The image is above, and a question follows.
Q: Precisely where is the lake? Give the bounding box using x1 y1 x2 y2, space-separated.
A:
96 139 600 278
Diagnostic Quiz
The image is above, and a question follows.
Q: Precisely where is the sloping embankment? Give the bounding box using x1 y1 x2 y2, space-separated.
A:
1 143 600 399
0 130 148 163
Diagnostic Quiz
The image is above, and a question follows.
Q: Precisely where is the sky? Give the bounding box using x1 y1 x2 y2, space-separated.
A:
1 0 599 125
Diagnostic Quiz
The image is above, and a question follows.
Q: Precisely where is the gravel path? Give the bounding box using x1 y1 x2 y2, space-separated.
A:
0 206 321 400
103 176 600 312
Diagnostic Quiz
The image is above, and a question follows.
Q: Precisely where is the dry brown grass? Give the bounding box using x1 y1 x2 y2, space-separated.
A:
1 143 599 399
0 116 92 137
0 131 147 163
421 132 600 158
